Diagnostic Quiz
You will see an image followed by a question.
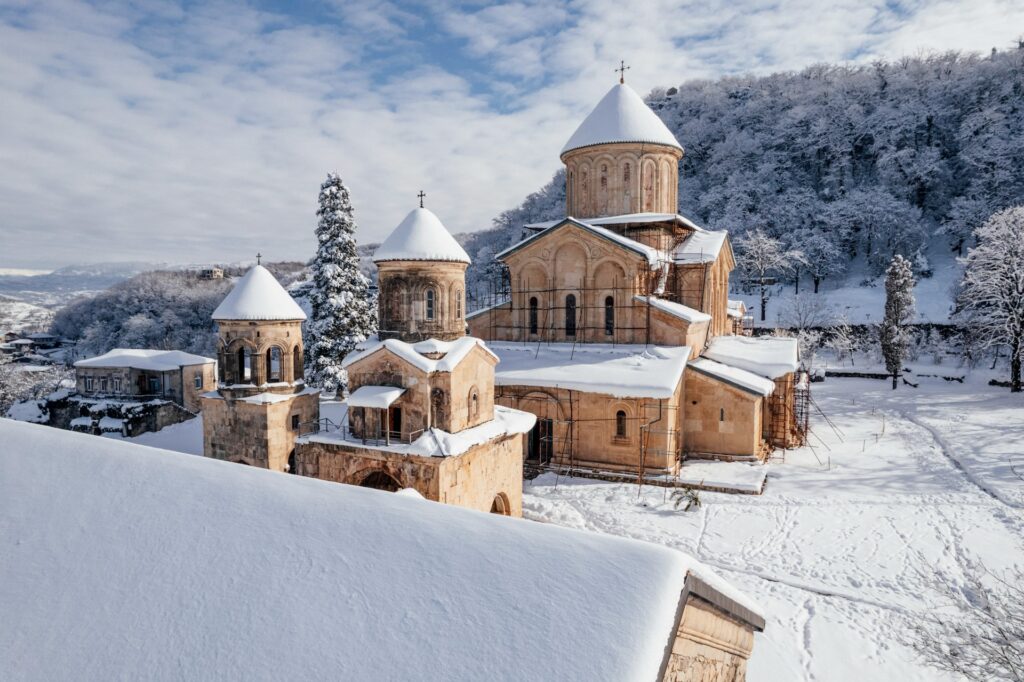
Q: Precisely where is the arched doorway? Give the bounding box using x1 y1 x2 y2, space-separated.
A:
359 470 402 492
490 493 511 516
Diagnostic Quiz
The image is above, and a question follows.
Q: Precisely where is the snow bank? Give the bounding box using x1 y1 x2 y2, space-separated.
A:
372 207 470 263
490 343 690 398
689 358 776 396
0 418 709 681
212 265 307 321
704 336 799 379
561 82 682 154
75 348 214 371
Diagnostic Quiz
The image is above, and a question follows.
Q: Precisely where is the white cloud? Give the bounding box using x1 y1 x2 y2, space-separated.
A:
0 0 1021 268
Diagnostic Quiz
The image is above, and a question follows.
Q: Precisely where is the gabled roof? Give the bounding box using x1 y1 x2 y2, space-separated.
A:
75 349 214 371
496 217 662 266
373 207 470 264
342 336 497 373
524 212 708 235
673 230 728 264
212 265 306 321
0 418 762 681
689 358 776 396
704 336 800 379
561 83 682 156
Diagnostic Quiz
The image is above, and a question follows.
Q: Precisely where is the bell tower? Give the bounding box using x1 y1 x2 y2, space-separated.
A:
560 76 684 219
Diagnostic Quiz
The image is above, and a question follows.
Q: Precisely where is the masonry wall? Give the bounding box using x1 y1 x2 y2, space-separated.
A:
662 595 756 681
377 260 468 343
683 371 765 458
182 363 216 412
562 142 683 218
437 434 523 516
216 319 304 388
202 391 319 470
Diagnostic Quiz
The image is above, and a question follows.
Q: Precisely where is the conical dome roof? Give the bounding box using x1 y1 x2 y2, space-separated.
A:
372 207 471 264
561 83 682 156
212 264 307 321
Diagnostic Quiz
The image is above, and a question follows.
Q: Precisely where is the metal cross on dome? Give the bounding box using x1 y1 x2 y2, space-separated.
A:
417 190 426 208
616 60 630 84
256 252 262 265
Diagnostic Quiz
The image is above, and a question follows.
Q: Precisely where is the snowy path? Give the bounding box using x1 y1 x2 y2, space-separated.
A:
524 376 1024 681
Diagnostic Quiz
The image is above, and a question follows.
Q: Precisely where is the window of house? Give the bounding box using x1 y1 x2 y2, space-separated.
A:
100 377 108 392
426 289 435 320
529 297 538 334
149 377 161 393
605 296 614 335
84 376 94 391
194 375 202 389
113 377 122 393
267 347 282 382
565 294 577 336
615 410 627 439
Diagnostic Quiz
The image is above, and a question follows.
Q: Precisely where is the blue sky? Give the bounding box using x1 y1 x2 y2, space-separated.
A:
1 0 1022 269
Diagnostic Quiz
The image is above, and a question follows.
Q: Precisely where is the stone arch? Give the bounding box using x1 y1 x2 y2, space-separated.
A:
264 345 284 382
354 468 403 492
641 158 657 212
611 401 634 442
467 385 480 422
577 162 591 216
660 159 674 211
292 345 303 382
519 390 565 464
490 492 511 516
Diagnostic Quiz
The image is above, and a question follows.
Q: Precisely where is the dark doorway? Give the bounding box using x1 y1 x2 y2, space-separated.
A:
388 405 402 440
359 470 402 492
565 295 577 337
527 418 553 464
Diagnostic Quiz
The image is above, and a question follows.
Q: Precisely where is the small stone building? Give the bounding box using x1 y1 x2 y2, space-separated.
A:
201 265 319 471
293 207 535 515
74 349 216 412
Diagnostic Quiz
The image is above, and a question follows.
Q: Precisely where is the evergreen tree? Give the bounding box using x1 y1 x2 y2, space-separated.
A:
307 173 376 393
881 254 916 389
954 206 1024 392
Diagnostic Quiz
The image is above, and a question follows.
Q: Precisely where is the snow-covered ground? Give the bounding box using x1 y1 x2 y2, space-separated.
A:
524 372 1024 681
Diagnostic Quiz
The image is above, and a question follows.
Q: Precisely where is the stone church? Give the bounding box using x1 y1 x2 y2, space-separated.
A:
467 79 808 479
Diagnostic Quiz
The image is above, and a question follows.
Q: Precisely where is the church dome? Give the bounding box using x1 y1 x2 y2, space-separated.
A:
373 207 471 264
561 83 682 156
212 264 307 321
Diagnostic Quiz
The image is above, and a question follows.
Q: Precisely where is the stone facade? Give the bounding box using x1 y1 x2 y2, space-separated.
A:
202 390 319 470
215 319 304 388
75 362 215 413
562 142 683 219
377 260 468 343
684 370 766 459
663 595 757 681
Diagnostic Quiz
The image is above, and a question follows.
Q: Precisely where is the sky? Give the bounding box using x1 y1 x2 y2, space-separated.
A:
0 0 1022 269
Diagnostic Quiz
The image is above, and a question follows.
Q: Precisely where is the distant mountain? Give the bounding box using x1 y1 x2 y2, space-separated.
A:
0 262 158 307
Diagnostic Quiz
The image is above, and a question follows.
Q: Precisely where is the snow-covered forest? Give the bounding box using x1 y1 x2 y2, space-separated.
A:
462 49 1024 303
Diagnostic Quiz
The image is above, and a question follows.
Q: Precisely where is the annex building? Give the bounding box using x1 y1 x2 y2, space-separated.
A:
467 79 808 479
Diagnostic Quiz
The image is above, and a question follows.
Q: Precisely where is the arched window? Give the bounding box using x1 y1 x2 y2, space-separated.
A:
455 289 462 318
292 346 302 382
469 386 480 420
529 297 538 335
267 347 282 382
565 294 577 337
237 347 251 383
615 410 627 438
425 288 435 320
624 163 631 183
605 296 614 336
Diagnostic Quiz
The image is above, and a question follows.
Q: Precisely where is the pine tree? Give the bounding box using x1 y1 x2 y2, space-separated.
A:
880 254 916 389
307 173 376 394
954 206 1024 392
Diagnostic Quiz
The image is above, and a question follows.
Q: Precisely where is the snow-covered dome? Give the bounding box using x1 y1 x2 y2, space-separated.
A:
212 265 307 321
373 207 471 264
561 83 682 156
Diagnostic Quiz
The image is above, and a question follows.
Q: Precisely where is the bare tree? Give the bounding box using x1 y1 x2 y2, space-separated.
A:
906 562 1024 681
954 206 1024 392
827 314 857 366
735 229 805 322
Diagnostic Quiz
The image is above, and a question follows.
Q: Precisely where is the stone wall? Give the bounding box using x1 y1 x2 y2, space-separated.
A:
181 363 216 413
377 260 468 343
202 390 319 470
662 595 756 681
46 394 194 438
683 370 765 458
216 319 304 389
561 141 683 219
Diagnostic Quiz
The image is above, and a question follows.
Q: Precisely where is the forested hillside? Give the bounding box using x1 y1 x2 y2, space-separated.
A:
462 49 1024 304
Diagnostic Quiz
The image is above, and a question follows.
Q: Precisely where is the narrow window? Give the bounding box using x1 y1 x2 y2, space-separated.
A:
100 378 108 392
720 408 725 422
292 346 302 381
529 297 538 334
193 375 202 389
469 388 480 420
624 163 631 183
565 294 577 337
85 377 94 392
615 410 627 438
267 347 282 382
604 296 615 335
113 377 121 393
455 290 462 318
426 289 435 320
291 414 300 431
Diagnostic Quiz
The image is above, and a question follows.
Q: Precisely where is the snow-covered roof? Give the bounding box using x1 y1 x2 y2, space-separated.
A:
342 336 497 373
561 83 682 155
497 218 663 266
727 300 747 318
635 295 712 324
0 417 762 679
673 230 728 264
347 385 405 409
211 265 307 321
372 207 471 264
689 358 776 396
75 348 214 371
703 335 800 379
524 212 706 233
489 343 690 399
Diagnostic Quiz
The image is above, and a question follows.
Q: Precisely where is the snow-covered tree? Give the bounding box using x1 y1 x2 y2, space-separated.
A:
827 314 857 366
881 254 916 389
735 229 804 321
307 173 377 394
954 206 1024 392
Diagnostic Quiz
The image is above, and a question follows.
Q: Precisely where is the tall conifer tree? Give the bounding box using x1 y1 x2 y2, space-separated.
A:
308 173 376 393
881 254 916 389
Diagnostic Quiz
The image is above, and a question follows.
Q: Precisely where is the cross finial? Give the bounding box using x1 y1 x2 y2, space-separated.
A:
256 252 262 265
417 190 426 208
616 60 630 84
